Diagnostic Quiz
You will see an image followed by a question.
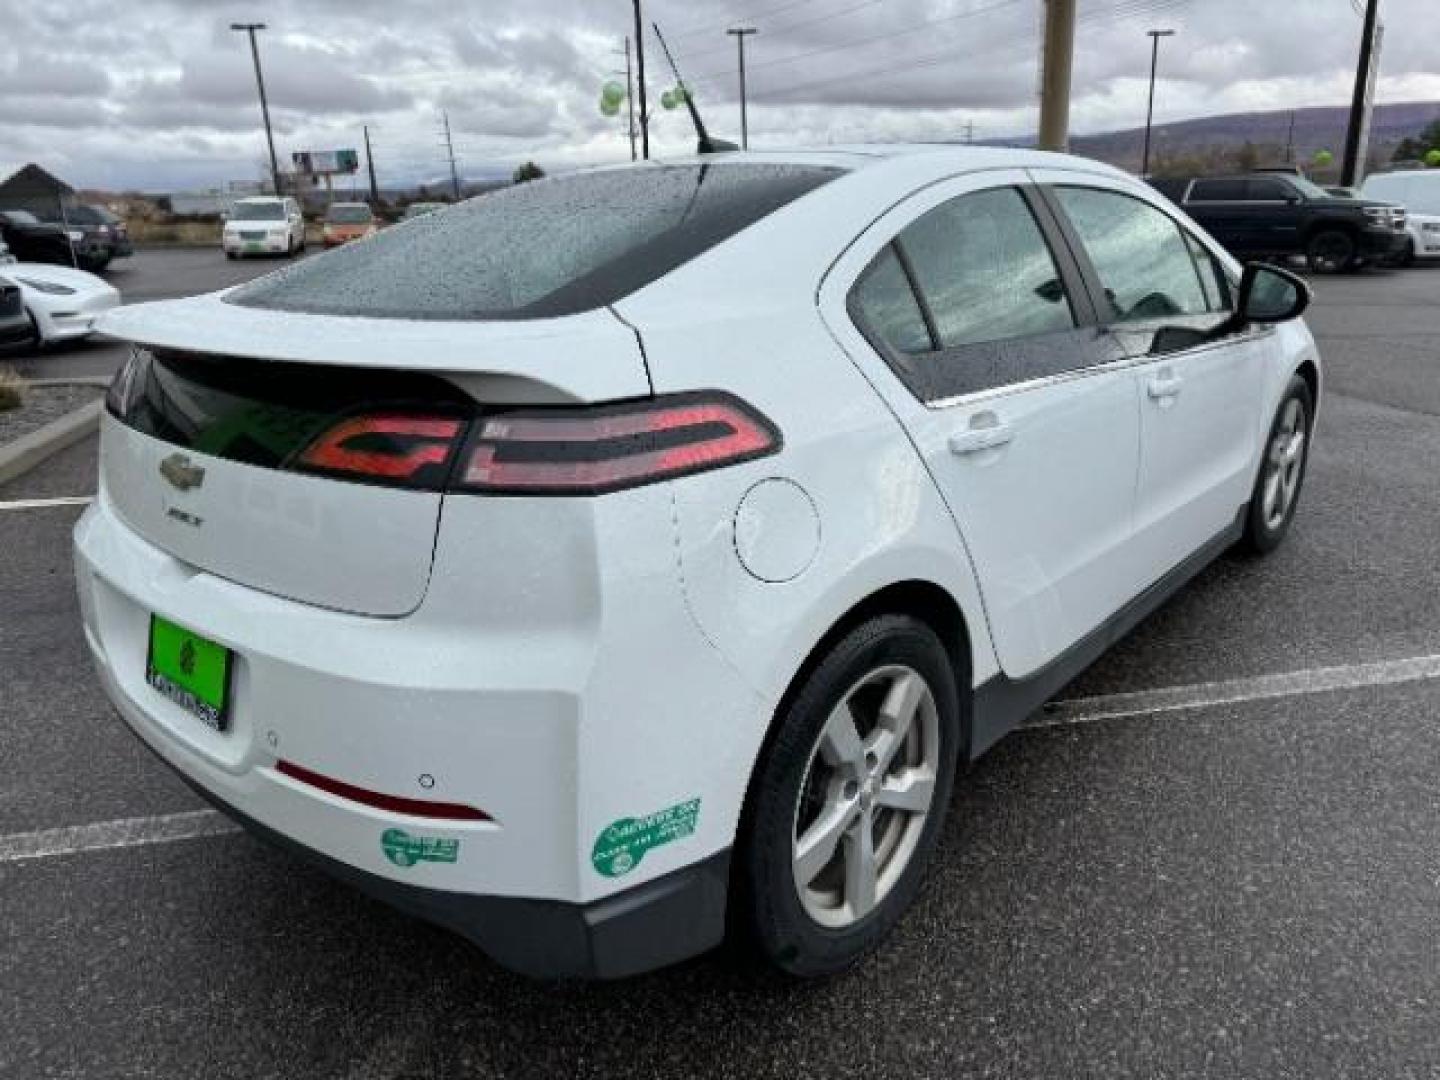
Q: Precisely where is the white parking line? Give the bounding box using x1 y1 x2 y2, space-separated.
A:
6 655 1440 865
0 809 237 865
1028 653 1440 729
0 496 92 512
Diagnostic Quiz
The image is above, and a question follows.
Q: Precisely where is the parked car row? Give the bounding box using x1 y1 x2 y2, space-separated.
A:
0 204 132 274
222 197 426 259
0 237 121 350
1149 167 1440 273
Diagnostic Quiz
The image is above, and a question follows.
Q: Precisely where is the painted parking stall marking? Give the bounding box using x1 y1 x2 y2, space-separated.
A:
1028 653 1440 730
0 810 237 865
0 496 92 512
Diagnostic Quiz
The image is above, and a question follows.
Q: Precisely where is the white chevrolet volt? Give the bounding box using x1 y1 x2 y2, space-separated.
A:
77 147 1320 979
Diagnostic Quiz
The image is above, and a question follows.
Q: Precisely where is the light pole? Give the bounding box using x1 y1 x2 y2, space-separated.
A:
1141 29 1175 177
727 27 757 150
632 0 649 159
230 22 281 196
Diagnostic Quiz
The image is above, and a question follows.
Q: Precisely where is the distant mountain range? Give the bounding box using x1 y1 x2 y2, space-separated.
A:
1060 101 1440 173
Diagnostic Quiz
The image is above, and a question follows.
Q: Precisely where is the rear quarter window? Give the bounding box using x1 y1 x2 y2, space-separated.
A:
228 164 843 321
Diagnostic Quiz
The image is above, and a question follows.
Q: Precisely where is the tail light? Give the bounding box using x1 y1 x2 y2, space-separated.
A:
284 392 778 494
455 392 780 496
293 414 464 489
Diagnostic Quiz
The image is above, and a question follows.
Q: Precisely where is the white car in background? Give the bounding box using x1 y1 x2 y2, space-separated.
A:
1362 170 1440 264
5 261 119 348
222 196 306 259
80 147 1320 980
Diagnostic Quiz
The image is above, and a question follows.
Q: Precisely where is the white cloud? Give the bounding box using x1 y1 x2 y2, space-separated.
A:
0 0 1434 190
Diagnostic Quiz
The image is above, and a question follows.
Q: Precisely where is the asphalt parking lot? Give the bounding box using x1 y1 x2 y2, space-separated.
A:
4 251 1440 1078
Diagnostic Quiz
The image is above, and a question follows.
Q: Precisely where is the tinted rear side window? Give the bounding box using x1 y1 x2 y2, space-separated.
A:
228 164 843 321
1188 178 1247 202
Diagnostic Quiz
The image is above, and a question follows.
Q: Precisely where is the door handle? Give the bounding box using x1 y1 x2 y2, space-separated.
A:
1147 372 1184 400
949 415 1014 456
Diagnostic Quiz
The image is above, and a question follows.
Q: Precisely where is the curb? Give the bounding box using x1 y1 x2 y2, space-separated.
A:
0 399 103 487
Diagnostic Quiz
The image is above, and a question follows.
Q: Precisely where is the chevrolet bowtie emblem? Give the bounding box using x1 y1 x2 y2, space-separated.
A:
159 452 205 492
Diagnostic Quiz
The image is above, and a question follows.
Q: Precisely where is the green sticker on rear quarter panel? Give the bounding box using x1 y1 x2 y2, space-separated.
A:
591 798 701 878
382 828 460 868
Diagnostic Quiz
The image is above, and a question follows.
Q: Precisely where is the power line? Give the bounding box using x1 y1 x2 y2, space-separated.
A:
668 0 817 41
755 0 1183 104
689 0 1024 82
674 0 889 62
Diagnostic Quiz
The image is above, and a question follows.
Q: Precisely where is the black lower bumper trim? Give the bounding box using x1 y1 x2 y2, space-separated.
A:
162 761 730 980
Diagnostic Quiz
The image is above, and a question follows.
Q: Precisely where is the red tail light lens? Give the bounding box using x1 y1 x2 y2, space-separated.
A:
295 414 464 488
455 392 780 496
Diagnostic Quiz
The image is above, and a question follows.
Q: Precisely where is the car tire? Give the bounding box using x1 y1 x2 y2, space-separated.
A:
1240 374 1314 555
736 613 961 977
1306 230 1355 274
225 251 238 260
23 309 44 351
1401 239 1417 268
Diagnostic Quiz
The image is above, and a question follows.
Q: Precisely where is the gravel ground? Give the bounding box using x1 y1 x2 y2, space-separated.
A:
0 384 103 448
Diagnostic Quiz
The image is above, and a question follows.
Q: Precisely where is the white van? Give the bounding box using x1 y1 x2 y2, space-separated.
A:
1362 170 1440 264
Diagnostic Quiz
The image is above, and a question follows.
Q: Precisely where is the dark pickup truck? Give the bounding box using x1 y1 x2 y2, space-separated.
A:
1149 172 1408 272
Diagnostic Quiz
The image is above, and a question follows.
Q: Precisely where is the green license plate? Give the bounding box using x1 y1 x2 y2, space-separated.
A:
245 243 263 252
146 616 233 731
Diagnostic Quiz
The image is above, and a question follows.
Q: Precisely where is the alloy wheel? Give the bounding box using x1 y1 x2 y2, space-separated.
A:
1262 397 1307 531
791 664 941 928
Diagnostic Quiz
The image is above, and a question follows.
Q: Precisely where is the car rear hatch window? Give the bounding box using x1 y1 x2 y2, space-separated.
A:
225 163 843 321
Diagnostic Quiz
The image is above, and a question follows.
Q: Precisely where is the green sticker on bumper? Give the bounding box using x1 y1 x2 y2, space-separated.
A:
382 828 460 868
591 798 701 878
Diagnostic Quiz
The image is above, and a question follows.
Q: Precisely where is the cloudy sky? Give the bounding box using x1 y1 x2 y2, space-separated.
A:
1 0 1436 192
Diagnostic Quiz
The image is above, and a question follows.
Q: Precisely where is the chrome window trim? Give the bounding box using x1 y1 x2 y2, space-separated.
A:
924 325 1274 412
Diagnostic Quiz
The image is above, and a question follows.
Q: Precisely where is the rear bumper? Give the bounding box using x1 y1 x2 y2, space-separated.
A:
74 465 765 976
154 739 730 979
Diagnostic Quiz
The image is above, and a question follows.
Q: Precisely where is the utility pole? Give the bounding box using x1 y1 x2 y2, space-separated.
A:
632 0 650 159
230 23 281 196
363 125 379 204
964 120 975 144
440 111 461 200
727 27 757 150
624 37 638 161
1342 0 1382 187
1037 0 1076 151
1140 29 1175 177
1285 110 1297 164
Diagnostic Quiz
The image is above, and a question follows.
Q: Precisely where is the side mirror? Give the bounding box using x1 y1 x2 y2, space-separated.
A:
1236 262 1311 324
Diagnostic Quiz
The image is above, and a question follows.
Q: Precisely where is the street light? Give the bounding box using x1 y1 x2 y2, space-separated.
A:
727 27 757 150
1141 28 1176 178
230 22 282 196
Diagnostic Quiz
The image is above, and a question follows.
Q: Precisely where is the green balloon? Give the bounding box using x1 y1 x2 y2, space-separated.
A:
660 90 677 110
1312 149 1334 166
672 85 688 104
601 81 625 107
599 97 620 117
1426 149 1440 167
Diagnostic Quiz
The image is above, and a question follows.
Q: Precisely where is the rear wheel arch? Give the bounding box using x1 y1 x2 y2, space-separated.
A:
735 579 975 831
